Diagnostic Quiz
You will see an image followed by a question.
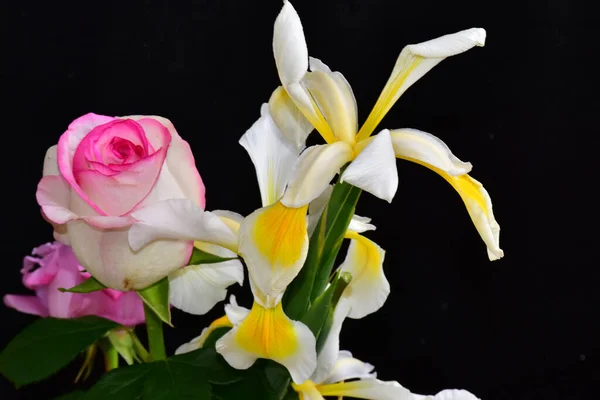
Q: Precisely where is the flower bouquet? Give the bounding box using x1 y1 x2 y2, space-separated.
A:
0 2 502 399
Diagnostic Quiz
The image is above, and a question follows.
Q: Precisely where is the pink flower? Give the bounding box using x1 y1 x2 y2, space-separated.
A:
36 113 206 290
4 242 145 326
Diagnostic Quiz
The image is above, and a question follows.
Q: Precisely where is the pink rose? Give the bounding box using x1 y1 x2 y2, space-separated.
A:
4 242 145 326
36 113 205 290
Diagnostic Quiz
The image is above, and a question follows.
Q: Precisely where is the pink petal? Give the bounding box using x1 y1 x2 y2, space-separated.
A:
47 268 84 318
57 114 116 216
36 176 78 224
132 116 205 208
4 295 49 317
98 291 146 326
76 147 168 216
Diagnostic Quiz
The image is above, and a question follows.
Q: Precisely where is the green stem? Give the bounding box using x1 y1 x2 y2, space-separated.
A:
103 344 119 371
130 329 151 363
144 303 166 361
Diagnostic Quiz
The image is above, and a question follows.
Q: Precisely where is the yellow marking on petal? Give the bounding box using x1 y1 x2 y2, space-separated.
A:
356 56 423 142
344 231 383 279
292 380 322 399
253 202 308 268
316 381 365 397
192 315 233 349
234 301 298 359
284 85 337 144
303 70 356 145
400 156 488 215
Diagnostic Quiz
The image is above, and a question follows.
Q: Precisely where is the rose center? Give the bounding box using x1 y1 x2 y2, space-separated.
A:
109 136 144 163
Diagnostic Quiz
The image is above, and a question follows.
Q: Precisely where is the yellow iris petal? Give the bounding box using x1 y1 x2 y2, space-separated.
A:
253 202 309 268
235 301 298 359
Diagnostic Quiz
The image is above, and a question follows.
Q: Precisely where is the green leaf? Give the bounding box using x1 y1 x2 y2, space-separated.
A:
143 360 211 399
84 363 152 400
137 277 171 326
188 246 237 265
284 180 361 319
212 360 279 400
58 277 106 293
0 316 118 388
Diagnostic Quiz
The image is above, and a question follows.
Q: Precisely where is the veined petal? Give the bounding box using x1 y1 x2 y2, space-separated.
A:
287 82 337 144
339 231 390 319
175 315 233 355
390 129 472 176
269 86 314 151
216 301 317 384
357 28 486 141
292 381 326 400
273 0 308 86
311 301 351 384
317 379 413 400
129 199 238 252
238 202 309 300
282 142 353 208
240 104 300 207
303 57 358 143
399 157 502 260
323 351 376 385
169 259 244 315
341 130 398 203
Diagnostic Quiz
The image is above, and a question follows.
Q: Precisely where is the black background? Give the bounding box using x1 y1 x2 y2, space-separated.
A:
1 0 598 399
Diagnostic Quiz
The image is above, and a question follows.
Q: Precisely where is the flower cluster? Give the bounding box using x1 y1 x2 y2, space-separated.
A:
6 1 502 399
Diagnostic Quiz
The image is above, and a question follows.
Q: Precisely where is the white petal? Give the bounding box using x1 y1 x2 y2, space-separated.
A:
286 82 337 144
129 199 237 252
348 215 376 233
311 301 351 384
339 232 390 319
318 378 414 400
273 0 308 86
194 241 237 259
282 142 353 208
212 209 244 238
342 130 398 203
43 145 59 176
432 389 481 400
169 259 244 315
269 86 314 151
323 351 376 384
36 176 78 224
303 58 358 143
224 295 250 325
357 28 486 140
390 129 472 176
240 104 300 207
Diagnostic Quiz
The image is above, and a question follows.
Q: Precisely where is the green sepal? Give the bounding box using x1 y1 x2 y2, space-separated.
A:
107 329 136 366
284 180 361 320
58 277 106 293
0 316 118 388
136 277 171 326
188 246 237 265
